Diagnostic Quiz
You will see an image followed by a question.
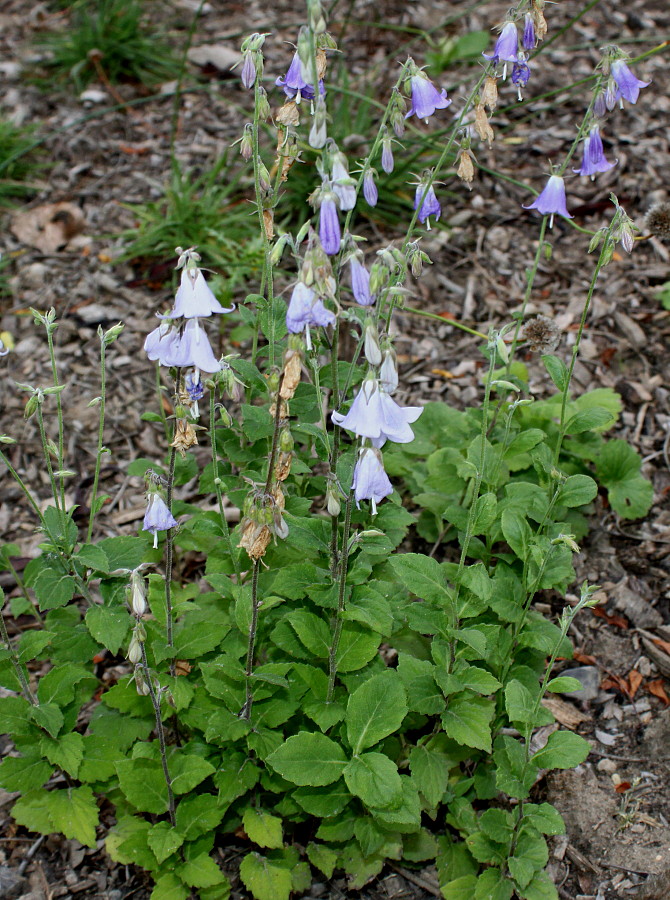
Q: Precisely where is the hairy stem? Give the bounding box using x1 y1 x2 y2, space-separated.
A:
140 645 175 825
327 491 354 702
209 393 239 578
0 599 37 705
241 559 262 721
87 334 108 543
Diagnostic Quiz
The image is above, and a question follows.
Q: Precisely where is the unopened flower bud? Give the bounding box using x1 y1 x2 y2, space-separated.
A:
308 0 327 34
270 233 292 265
135 666 150 696
128 636 143 665
101 322 124 345
309 95 328 149
369 261 390 295
258 162 272 192
239 124 254 160
364 322 382 367
326 482 341 517
256 86 271 121
279 427 294 452
130 570 147 617
219 405 233 427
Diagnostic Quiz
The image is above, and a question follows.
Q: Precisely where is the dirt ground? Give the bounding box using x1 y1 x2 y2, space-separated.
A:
1 0 669 898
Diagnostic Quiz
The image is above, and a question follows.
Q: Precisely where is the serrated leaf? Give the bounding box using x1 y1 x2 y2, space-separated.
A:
409 745 449 807
389 553 453 606
505 679 537 725
344 752 402 808
335 623 381 672
441 694 494 752
530 730 590 770
147 821 184 864
116 758 169 814
85 605 129 655
30 703 63 738
18 630 54 663
595 440 654 520
76 544 110 573
239 852 292 900
39 732 84 778
243 808 283 849
177 853 226 888
0 755 53 791
306 842 338 879
175 793 225 840
150 873 190 900
46 786 99 847
267 732 347 786
564 407 613 435
346 670 407 754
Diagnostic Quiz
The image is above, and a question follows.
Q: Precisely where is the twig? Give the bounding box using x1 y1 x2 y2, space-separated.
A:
388 863 442 897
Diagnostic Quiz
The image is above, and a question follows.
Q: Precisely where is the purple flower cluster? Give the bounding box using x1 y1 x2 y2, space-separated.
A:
573 126 616 179
332 377 422 447
610 59 649 106
276 52 325 102
286 281 335 349
144 258 234 374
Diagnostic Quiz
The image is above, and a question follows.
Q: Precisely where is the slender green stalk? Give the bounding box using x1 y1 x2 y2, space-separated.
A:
4 558 42 623
397 303 488 340
251 79 276 368
327 491 354 702
140 645 175 825
164 444 177 664
45 327 66 514
0 450 50 530
209 393 239 578
155 363 169 444
35 404 65 534
0 599 37 705
87 333 109 543
241 559 261 721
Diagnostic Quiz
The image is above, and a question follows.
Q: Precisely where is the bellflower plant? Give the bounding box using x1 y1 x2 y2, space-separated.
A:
349 251 374 306
414 177 441 228
332 376 423 444
573 125 616 178
523 173 573 226
483 20 518 75
317 185 341 255
143 491 178 548
167 266 235 319
610 57 650 105
363 169 378 207
276 51 324 101
352 446 393 513
285 281 335 348
405 67 451 122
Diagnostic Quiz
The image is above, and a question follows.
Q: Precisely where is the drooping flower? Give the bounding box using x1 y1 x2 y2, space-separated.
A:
143 493 178 548
349 253 374 306
168 267 235 319
414 181 441 229
332 377 422 445
573 126 616 179
406 72 451 122
309 95 328 149
483 21 518 69
352 447 393 514
319 189 341 255
523 174 573 226
363 169 378 207
522 14 536 51
144 321 180 362
276 51 324 101
610 59 649 106
331 148 356 211
512 54 531 99
160 319 222 373
286 281 335 348
380 349 398 393
381 132 394 174
241 51 256 89
185 370 205 418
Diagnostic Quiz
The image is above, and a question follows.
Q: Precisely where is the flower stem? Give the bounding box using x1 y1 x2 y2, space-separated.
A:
0 597 37 705
86 332 109 543
140 645 175 825
209 392 239 578
45 327 66 515
240 558 262 721
327 491 354 702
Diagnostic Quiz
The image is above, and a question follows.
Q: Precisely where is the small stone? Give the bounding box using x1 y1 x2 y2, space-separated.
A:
22 262 48 288
559 666 601 702
596 758 618 774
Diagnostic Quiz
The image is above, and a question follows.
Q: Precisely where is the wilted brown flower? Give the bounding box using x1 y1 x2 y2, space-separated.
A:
474 105 494 147
644 201 670 241
280 349 302 399
523 315 561 353
481 76 498 112
276 101 300 128
457 150 475 187
171 419 198 456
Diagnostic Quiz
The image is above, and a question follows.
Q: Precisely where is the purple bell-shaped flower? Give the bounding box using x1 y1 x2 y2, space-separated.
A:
406 72 451 122
523 174 573 227
352 447 393 514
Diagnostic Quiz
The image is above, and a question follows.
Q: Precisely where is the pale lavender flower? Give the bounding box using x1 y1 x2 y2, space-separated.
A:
483 21 518 67
331 377 422 444
593 92 607 118
276 52 324 101
161 319 222 373
286 282 335 348
381 134 394 174
319 190 341 255
573 126 616 179
380 350 398 393
352 447 393 514
167 268 234 319
512 54 531 98
363 170 378 207
349 254 374 306
522 14 536 50
143 493 178 548
406 73 451 122
523 174 573 226
332 151 356 211
241 52 256 89
414 181 441 228
144 321 180 361
185 370 205 417
611 59 649 106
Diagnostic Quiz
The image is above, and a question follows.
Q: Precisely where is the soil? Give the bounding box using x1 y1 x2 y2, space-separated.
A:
1 1 669 899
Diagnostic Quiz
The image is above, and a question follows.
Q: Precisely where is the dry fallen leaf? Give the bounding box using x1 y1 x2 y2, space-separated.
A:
11 201 86 252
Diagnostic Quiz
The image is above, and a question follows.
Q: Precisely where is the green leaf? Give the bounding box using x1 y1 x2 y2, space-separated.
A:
508 827 548 888
397 654 443 715
523 803 565 836
239 852 292 900
344 752 402 809
475 868 514 900
441 875 478 899
542 355 568 392
85 605 129 655
457 666 501 695
505 679 537 725
31 565 76 610
556 474 597 508
46 786 99 847
494 736 537 800
389 553 453 606
241 404 275 441
516 870 559 900
0 695 36 735
346 670 407 753
369 776 421 832
39 732 84 778
98 535 148 571
306 842 338 879
150 873 190 900
76 544 110 573
546 677 584 694
287 610 331 657
17 629 54 663
175 794 224 840
243 808 283 850
409 745 450 807
30 703 64 738
169 753 215 795
0 755 53 791
116 758 169 814
564 407 613 435
173 619 227 659
336 622 381 672
479 809 514 843
176 853 226 889
501 509 532 561
530 730 590 770
441 694 494 752
147 822 184 865
294 783 351 817
12 788 56 836
267 732 347 786
595 440 654 519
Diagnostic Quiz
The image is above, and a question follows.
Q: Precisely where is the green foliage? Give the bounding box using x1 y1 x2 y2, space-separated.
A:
37 0 179 90
0 119 44 207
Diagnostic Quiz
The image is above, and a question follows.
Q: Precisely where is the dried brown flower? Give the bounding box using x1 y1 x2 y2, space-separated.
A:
481 76 498 112
457 150 475 187
644 201 670 241
474 105 494 147
171 419 198 456
523 315 561 353
280 349 302 400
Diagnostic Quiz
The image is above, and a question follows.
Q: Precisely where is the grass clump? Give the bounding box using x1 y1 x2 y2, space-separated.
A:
38 0 180 91
0 119 43 208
